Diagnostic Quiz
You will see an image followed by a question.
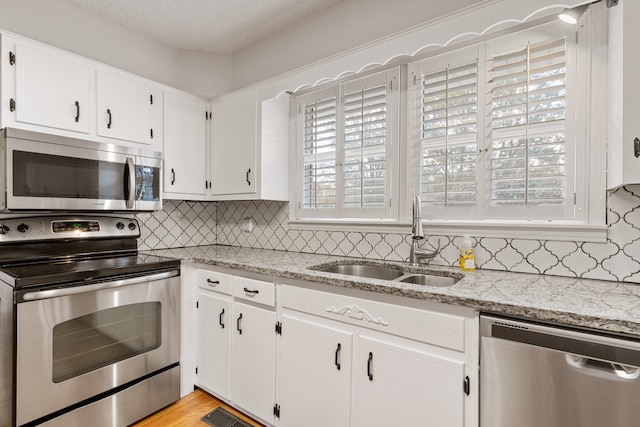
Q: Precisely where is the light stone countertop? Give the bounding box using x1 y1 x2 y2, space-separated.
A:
145 245 640 337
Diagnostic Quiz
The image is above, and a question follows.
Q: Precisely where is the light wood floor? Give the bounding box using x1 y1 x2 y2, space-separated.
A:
131 388 264 427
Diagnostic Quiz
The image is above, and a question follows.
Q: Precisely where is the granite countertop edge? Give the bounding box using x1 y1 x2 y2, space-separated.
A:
144 245 640 337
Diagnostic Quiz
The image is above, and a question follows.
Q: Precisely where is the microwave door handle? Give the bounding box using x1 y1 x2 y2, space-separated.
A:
124 157 135 209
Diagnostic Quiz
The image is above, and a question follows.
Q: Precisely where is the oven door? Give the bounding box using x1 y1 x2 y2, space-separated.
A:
15 270 180 426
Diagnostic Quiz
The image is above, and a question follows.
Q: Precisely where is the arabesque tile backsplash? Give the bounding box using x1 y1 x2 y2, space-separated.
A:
138 185 640 284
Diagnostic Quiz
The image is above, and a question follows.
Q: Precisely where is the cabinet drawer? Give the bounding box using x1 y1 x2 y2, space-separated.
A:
232 276 275 307
280 285 467 352
198 269 232 295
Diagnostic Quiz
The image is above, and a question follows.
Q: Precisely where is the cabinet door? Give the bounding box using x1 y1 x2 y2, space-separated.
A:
277 313 352 427
197 290 232 400
210 89 257 196
14 42 90 134
353 335 465 427
96 71 152 144
231 301 275 424
163 90 207 197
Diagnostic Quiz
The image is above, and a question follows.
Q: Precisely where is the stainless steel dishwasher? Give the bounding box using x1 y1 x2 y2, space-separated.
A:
480 314 640 427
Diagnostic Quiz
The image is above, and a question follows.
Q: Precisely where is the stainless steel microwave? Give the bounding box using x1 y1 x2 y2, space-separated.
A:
0 128 162 212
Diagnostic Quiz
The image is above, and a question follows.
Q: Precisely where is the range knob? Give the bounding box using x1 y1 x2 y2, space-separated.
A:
116 222 125 230
0 225 9 235
17 223 29 233
128 222 137 231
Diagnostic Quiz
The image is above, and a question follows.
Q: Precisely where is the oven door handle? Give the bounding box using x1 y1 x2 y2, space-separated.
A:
22 270 179 301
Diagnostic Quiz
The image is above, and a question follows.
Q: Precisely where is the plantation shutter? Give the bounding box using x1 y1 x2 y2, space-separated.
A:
419 62 478 207
296 69 398 219
301 93 338 210
488 37 567 207
343 73 389 212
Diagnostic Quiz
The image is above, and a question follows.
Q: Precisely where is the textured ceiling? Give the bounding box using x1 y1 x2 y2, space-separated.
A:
73 0 343 53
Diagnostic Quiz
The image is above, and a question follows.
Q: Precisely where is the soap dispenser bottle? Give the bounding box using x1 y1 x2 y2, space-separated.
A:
459 235 475 272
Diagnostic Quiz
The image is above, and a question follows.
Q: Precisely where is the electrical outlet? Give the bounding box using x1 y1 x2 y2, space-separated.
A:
240 217 255 233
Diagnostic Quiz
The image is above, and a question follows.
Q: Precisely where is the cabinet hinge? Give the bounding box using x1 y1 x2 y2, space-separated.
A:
275 321 282 335
273 404 281 418
150 94 153 105
150 128 154 139
9 51 15 66
463 376 470 396
9 98 15 112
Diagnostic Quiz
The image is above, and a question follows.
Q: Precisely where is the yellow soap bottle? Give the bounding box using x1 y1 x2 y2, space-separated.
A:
459 236 475 272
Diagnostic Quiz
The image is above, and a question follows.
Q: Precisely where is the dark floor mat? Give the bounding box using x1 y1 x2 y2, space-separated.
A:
201 407 254 427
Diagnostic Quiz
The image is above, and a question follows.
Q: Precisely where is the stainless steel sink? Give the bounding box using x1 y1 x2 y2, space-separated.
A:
315 264 404 280
397 274 459 287
310 262 461 287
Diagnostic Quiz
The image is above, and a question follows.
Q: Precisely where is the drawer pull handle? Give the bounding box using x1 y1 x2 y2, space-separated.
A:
207 279 220 286
335 343 342 370
237 313 243 335
243 287 259 295
219 308 225 328
367 352 374 381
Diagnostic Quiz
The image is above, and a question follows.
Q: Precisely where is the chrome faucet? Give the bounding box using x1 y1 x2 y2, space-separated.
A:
409 195 440 265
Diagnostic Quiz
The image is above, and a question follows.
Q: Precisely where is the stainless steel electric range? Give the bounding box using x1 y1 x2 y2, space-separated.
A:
0 216 181 427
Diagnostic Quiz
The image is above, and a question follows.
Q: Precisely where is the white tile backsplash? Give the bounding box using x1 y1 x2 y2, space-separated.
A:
138 185 640 283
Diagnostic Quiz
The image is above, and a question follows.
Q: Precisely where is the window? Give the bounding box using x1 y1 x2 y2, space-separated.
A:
291 12 606 238
295 69 399 220
409 20 581 222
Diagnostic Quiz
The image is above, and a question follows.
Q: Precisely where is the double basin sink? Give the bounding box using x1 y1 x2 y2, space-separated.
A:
309 261 461 287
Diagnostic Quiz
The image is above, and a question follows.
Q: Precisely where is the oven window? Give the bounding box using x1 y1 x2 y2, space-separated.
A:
52 302 161 383
13 150 125 199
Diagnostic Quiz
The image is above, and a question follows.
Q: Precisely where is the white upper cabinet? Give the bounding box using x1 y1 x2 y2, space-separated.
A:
2 37 90 135
210 88 257 196
209 89 289 201
608 0 640 189
1 33 162 152
163 89 208 198
95 70 155 145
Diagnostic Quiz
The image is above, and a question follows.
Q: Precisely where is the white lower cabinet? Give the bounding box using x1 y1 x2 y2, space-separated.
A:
231 301 276 424
195 269 478 427
352 335 464 427
196 269 276 426
276 313 353 427
276 284 478 427
197 287 232 399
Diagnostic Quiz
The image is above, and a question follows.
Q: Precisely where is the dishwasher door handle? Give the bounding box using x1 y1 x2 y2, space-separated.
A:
565 354 640 380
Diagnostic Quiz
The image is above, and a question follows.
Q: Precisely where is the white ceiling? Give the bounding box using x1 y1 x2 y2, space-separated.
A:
72 0 343 54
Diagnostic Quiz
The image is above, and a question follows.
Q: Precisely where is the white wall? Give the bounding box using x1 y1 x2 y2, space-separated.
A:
230 0 493 88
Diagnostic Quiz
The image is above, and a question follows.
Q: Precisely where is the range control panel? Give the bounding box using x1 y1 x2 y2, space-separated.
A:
0 216 140 242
